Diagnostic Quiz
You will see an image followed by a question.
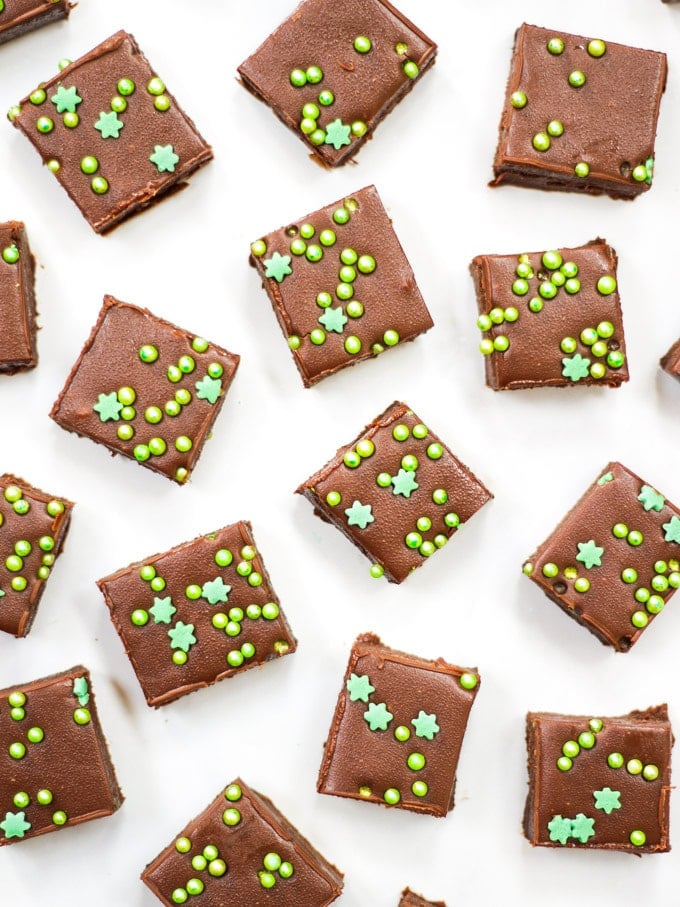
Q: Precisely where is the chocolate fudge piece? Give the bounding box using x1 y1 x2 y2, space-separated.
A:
399 889 446 907
524 462 680 651
0 666 123 845
525 706 672 853
659 339 680 379
0 474 72 637
238 0 436 167
491 24 667 199
470 239 628 390
50 296 239 485
11 30 212 234
98 522 297 707
142 778 343 905
250 185 433 386
318 633 480 817
0 222 38 374
297 401 492 583
0 0 71 46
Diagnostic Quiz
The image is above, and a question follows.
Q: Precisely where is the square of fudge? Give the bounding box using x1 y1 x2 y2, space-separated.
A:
660 339 680 380
142 778 343 905
491 24 667 199
238 0 436 167
470 239 628 390
250 185 433 386
524 462 680 651
0 666 123 845
297 401 492 583
11 30 212 234
0 0 71 46
0 222 38 374
98 521 297 707
50 296 239 485
318 634 480 817
399 889 446 907
0 474 73 637
525 706 672 853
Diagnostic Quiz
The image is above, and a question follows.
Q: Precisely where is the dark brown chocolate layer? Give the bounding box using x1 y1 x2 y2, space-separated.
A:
0 222 38 374
399 888 446 907
0 0 70 46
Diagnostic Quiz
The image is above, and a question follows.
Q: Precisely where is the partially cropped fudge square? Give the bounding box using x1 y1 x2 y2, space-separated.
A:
250 185 433 386
491 24 667 199
238 0 436 167
318 634 480 817
50 296 239 485
11 30 212 234
470 239 628 390
0 666 123 845
0 222 38 374
524 462 680 651
98 521 296 707
142 778 343 905
399 889 446 907
660 338 680 380
525 706 672 853
0 0 71 46
297 401 492 583
0 474 72 637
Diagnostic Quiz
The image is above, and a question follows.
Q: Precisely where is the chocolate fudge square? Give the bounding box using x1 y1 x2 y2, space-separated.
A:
50 296 239 485
142 778 343 906
0 0 71 46
250 185 433 386
0 666 123 845
470 239 628 390
297 401 492 583
11 30 212 234
525 706 672 853
524 462 680 651
0 474 73 638
238 0 436 167
0 222 38 374
399 889 446 907
318 634 480 817
660 338 680 380
98 522 297 707
491 24 667 199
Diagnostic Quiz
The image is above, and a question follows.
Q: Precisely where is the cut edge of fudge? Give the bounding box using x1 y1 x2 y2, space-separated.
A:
660 338 680 379
0 222 38 375
0 0 72 47
399 887 447 907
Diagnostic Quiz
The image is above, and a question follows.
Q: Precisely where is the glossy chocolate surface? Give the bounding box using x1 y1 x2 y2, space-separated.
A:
0 222 38 375
0 0 70 46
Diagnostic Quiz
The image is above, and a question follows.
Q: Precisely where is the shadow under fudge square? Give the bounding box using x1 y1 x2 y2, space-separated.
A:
0 0 71 46
97 522 297 708
11 30 212 234
491 24 667 199
525 706 672 853
50 296 239 485
0 222 38 374
524 462 680 651
318 634 480 817
470 239 628 390
250 186 433 386
141 778 343 905
297 401 492 583
237 0 436 167
0 666 123 845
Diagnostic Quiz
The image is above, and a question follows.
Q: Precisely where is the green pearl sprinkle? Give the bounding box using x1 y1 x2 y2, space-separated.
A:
80 155 99 174
627 758 643 776
510 90 527 109
621 567 638 584
290 68 307 87
36 116 54 133
154 95 171 112
319 229 336 246
357 254 376 274
597 275 617 295
131 609 149 626
630 830 646 847
333 207 350 225
542 562 559 578
347 301 364 318
561 262 578 280
36 789 53 805
643 764 659 781
588 39 606 58
9 705 24 720
63 112 79 128
403 61 419 79
224 783 242 802
568 70 586 88
30 88 46 105
345 336 361 355
191 855 207 872
427 443 443 460
171 890 188 905
432 489 448 505
117 78 135 96
27 726 44 743
52 811 67 826
608 752 624 769
383 329 399 346
175 436 192 452
339 264 356 283
357 439 375 458
9 742 26 759
8 692 26 707
306 65 323 83
574 161 590 178
91 176 109 194
612 523 628 538
262 602 279 620
413 423 428 439
562 740 580 759
405 532 422 549
444 513 460 528
632 165 647 182
547 37 564 54
647 596 664 614
607 351 625 369
459 672 478 690
46 159 60 173
222 808 241 826
532 133 550 152
369 563 384 578
547 120 564 137
13 792 30 809
73 708 91 726
383 788 401 805
627 530 643 547
512 279 529 296
326 490 342 506
631 611 648 629
147 77 165 96
528 297 543 313
556 756 572 772
574 577 590 593
354 35 372 53
578 731 595 749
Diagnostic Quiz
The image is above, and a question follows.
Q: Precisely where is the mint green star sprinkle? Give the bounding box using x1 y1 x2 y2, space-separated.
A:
593 787 621 815
363 701 393 731
318 306 348 333
570 813 595 843
391 468 419 499
51 85 82 114
72 676 89 706
201 577 231 605
411 710 440 740
149 144 179 173
562 354 591 382
263 252 292 283
346 673 375 702
167 621 196 652
638 485 665 512
345 500 374 529
195 374 222 404
547 815 572 845
663 515 680 543
597 472 613 485
324 118 351 150
576 539 604 569
0 811 31 839
150 596 176 624
94 110 124 139
93 392 123 422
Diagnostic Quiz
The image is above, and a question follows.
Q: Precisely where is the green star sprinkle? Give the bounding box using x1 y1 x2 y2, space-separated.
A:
345 500 374 530
411 710 440 740
0 811 31 839
638 485 665 512
576 540 604 569
195 375 222 404
93 392 123 422
72 676 89 706
264 252 292 283
597 472 614 486
324 118 351 150
318 306 348 333
150 596 176 624
94 110 124 139
391 468 419 499
51 85 82 114
562 353 591 382
149 144 179 173
663 515 680 543
593 787 621 815
570 813 595 843
547 815 572 845
363 701 393 731
346 673 375 702
167 621 196 652
201 577 231 605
